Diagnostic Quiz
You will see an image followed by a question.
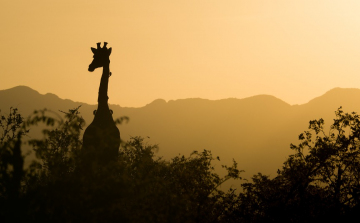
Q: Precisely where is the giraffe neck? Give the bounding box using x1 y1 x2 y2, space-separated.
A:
98 62 110 106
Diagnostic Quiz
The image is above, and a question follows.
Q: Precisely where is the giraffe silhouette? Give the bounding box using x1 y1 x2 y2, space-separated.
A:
81 42 120 165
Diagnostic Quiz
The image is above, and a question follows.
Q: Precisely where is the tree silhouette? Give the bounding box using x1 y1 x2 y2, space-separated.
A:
235 107 360 222
0 108 28 222
2 106 360 222
0 107 243 222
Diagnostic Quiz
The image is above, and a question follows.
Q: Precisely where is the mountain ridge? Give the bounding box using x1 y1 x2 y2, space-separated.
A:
2 85 360 182
1 85 338 108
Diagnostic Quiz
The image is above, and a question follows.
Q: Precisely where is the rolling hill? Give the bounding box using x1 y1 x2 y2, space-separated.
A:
2 86 360 182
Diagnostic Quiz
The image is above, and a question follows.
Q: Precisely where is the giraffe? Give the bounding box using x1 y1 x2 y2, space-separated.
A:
81 42 120 165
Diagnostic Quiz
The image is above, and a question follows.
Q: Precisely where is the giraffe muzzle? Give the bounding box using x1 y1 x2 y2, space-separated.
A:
88 66 95 72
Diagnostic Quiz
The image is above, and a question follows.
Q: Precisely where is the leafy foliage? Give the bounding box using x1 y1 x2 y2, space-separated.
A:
25 107 84 181
2 106 360 222
0 107 243 223
235 107 360 222
0 108 29 222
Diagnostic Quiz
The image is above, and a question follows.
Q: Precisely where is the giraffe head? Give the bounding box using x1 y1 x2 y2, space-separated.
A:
88 42 112 72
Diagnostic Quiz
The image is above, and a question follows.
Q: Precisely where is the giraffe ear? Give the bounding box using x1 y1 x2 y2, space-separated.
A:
108 47 112 56
91 47 97 54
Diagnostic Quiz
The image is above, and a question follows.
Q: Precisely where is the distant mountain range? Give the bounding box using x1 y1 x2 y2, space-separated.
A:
2 85 360 181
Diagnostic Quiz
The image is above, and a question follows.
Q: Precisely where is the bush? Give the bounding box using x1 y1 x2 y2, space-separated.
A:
0 107 242 223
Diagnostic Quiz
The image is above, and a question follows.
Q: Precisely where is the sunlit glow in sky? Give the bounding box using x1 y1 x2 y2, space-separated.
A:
1 1 360 107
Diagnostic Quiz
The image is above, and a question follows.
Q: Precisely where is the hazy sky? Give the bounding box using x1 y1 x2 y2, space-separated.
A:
1 1 360 107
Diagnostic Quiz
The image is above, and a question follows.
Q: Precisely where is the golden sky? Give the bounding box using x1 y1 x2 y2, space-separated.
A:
1 1 360 107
